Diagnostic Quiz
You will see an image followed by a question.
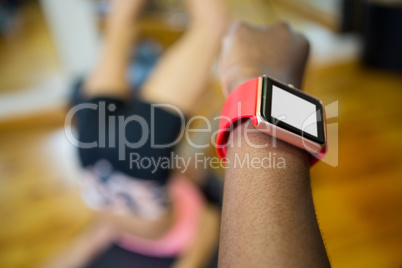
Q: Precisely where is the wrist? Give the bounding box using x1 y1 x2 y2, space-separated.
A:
229 120 310 167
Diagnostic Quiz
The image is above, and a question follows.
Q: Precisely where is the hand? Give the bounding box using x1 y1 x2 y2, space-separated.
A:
220 21 310 96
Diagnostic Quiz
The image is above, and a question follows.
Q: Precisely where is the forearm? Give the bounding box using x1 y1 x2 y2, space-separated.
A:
219 121 330 267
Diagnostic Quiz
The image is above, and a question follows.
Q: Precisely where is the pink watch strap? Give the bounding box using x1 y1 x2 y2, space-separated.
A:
216 77 260 158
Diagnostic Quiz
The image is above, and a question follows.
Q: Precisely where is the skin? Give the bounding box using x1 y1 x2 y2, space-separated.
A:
218 22 331 267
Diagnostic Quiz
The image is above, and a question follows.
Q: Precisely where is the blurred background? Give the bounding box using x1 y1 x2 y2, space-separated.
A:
0 0 402 267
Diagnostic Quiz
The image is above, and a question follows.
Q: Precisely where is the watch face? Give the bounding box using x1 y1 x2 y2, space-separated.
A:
260 76 325 145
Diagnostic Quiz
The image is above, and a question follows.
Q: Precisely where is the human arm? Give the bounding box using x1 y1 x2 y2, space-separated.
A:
218 22 330 268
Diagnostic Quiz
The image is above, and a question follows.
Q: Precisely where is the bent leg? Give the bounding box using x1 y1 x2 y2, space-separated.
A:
83 0 145 99
141 0 231 114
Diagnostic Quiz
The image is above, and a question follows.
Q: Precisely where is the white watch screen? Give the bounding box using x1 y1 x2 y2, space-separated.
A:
271 85 318 137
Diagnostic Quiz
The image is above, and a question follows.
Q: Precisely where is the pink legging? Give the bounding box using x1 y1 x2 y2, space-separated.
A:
117 176 205 257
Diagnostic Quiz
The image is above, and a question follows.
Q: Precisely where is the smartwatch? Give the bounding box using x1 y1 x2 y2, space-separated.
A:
216 75 327 166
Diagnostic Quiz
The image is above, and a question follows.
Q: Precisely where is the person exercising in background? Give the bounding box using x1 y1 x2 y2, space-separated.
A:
49 0 229 267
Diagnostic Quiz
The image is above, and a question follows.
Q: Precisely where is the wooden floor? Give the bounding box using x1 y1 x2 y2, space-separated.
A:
306 62 402 268
0 1 61 93
1 1 402 268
